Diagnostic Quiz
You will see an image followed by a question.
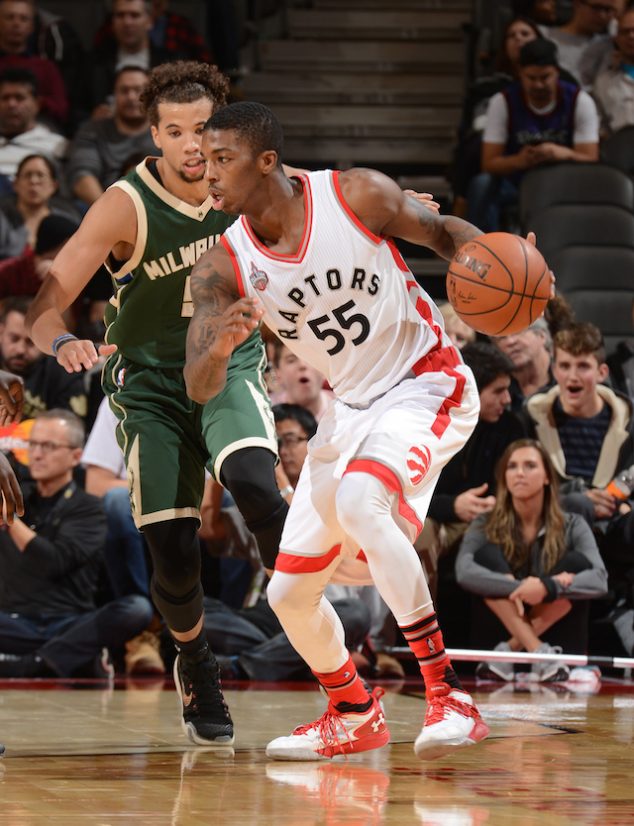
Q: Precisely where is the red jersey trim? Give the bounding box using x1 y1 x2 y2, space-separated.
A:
275 543 342 574
240 175 313 264
386 238 409 273
431 367 466 439
332 170 383 245
220 236 245 298
344 459 423 538
410 345 461 376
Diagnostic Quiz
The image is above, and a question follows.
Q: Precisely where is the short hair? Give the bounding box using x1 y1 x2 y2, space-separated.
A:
113 0 151 12
0 295 32 323
140 61 229 127
0 67 38 96
461 341 515 391
273 403 318 440
114 65 149 85
207 101 284 163
0 0 35 12
271 339 289 368
519 37 560 68
525 316 552 351
553 322 606 363
34 408 85 448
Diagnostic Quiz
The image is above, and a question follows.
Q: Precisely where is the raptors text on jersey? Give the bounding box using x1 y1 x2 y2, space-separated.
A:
222 170 456 405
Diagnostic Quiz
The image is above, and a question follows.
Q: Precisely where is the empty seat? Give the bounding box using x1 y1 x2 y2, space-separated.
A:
520 162 634 229
601 125 634 177
529 204 634 264
550 246 634 356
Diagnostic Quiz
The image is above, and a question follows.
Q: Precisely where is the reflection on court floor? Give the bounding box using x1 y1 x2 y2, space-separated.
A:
1 679 633 824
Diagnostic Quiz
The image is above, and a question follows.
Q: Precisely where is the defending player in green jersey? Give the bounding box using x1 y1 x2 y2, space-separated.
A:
26 62 289 748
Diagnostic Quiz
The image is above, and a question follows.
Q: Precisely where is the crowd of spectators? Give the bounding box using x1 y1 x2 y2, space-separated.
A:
454 0 634 230
0 0 631 687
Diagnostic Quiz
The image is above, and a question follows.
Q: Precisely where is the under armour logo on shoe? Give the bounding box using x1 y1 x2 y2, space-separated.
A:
371 713 385 732
182 688 194 707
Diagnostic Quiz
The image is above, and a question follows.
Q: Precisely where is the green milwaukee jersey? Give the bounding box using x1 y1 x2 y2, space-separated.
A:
104 159 239 368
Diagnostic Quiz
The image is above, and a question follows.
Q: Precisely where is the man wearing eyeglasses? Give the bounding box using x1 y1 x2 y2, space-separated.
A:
0 408 153 679
544 0 622 88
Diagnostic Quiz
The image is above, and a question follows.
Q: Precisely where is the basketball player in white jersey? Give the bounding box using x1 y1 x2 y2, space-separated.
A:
185 102 500 761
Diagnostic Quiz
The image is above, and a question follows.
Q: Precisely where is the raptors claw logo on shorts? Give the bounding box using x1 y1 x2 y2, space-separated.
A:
406 445 432 486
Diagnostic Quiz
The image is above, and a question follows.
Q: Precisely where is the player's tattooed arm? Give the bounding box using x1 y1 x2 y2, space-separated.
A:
185 246 263 404
339 168 481 261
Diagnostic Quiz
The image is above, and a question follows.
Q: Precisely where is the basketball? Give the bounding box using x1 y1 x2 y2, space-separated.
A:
446 232 550 337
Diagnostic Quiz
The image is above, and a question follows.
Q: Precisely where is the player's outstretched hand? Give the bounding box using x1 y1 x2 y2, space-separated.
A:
0 452 23 524
0 370 24 425
210 298 264 360
404 190 440 213
56 339 116 373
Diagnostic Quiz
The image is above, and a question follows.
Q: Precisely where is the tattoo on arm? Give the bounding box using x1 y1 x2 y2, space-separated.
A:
188 259 236 358
415 206 480 261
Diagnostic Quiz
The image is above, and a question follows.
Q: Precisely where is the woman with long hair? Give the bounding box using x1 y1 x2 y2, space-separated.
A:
456 439 607 682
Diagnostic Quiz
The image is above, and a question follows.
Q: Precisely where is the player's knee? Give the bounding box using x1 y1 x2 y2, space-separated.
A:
335 472 390 541
267 573 306 621
221 447 281 520
221 447 287 568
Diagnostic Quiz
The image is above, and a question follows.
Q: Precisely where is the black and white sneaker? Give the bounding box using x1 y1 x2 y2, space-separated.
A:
173 652 234 746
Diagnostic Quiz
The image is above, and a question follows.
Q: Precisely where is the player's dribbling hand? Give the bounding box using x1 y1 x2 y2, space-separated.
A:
56 339 117 373
209 298 264 359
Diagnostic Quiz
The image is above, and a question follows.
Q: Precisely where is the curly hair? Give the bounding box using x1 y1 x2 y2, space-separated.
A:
554 322 606 364
140 61 230 126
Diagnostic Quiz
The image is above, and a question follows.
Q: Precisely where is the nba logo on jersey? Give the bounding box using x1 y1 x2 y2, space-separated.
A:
249 261 269 291
406 445 431 485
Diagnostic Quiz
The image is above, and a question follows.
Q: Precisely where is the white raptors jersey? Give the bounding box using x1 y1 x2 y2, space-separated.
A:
222 170 454 405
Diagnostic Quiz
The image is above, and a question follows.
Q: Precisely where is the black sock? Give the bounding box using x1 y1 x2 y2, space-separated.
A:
173 626 210 663
444 664 464 692
334 697 374 714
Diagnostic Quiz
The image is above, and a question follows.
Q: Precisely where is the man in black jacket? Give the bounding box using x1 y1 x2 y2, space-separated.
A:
0 408 153 678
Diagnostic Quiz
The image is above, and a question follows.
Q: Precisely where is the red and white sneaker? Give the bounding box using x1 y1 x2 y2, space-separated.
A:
414 688 489 760
266 687 390 761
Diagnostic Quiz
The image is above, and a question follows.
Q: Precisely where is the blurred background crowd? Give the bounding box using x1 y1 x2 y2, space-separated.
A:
0 0 632 688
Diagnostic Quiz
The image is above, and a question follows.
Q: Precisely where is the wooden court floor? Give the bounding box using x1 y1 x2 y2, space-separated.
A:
1 676 633 825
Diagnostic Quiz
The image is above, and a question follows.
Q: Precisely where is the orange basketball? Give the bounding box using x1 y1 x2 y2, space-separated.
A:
446 232 550 337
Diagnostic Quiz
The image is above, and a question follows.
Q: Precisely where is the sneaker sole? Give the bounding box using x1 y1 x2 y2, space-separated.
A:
173 657 235 747
414 718 490 760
